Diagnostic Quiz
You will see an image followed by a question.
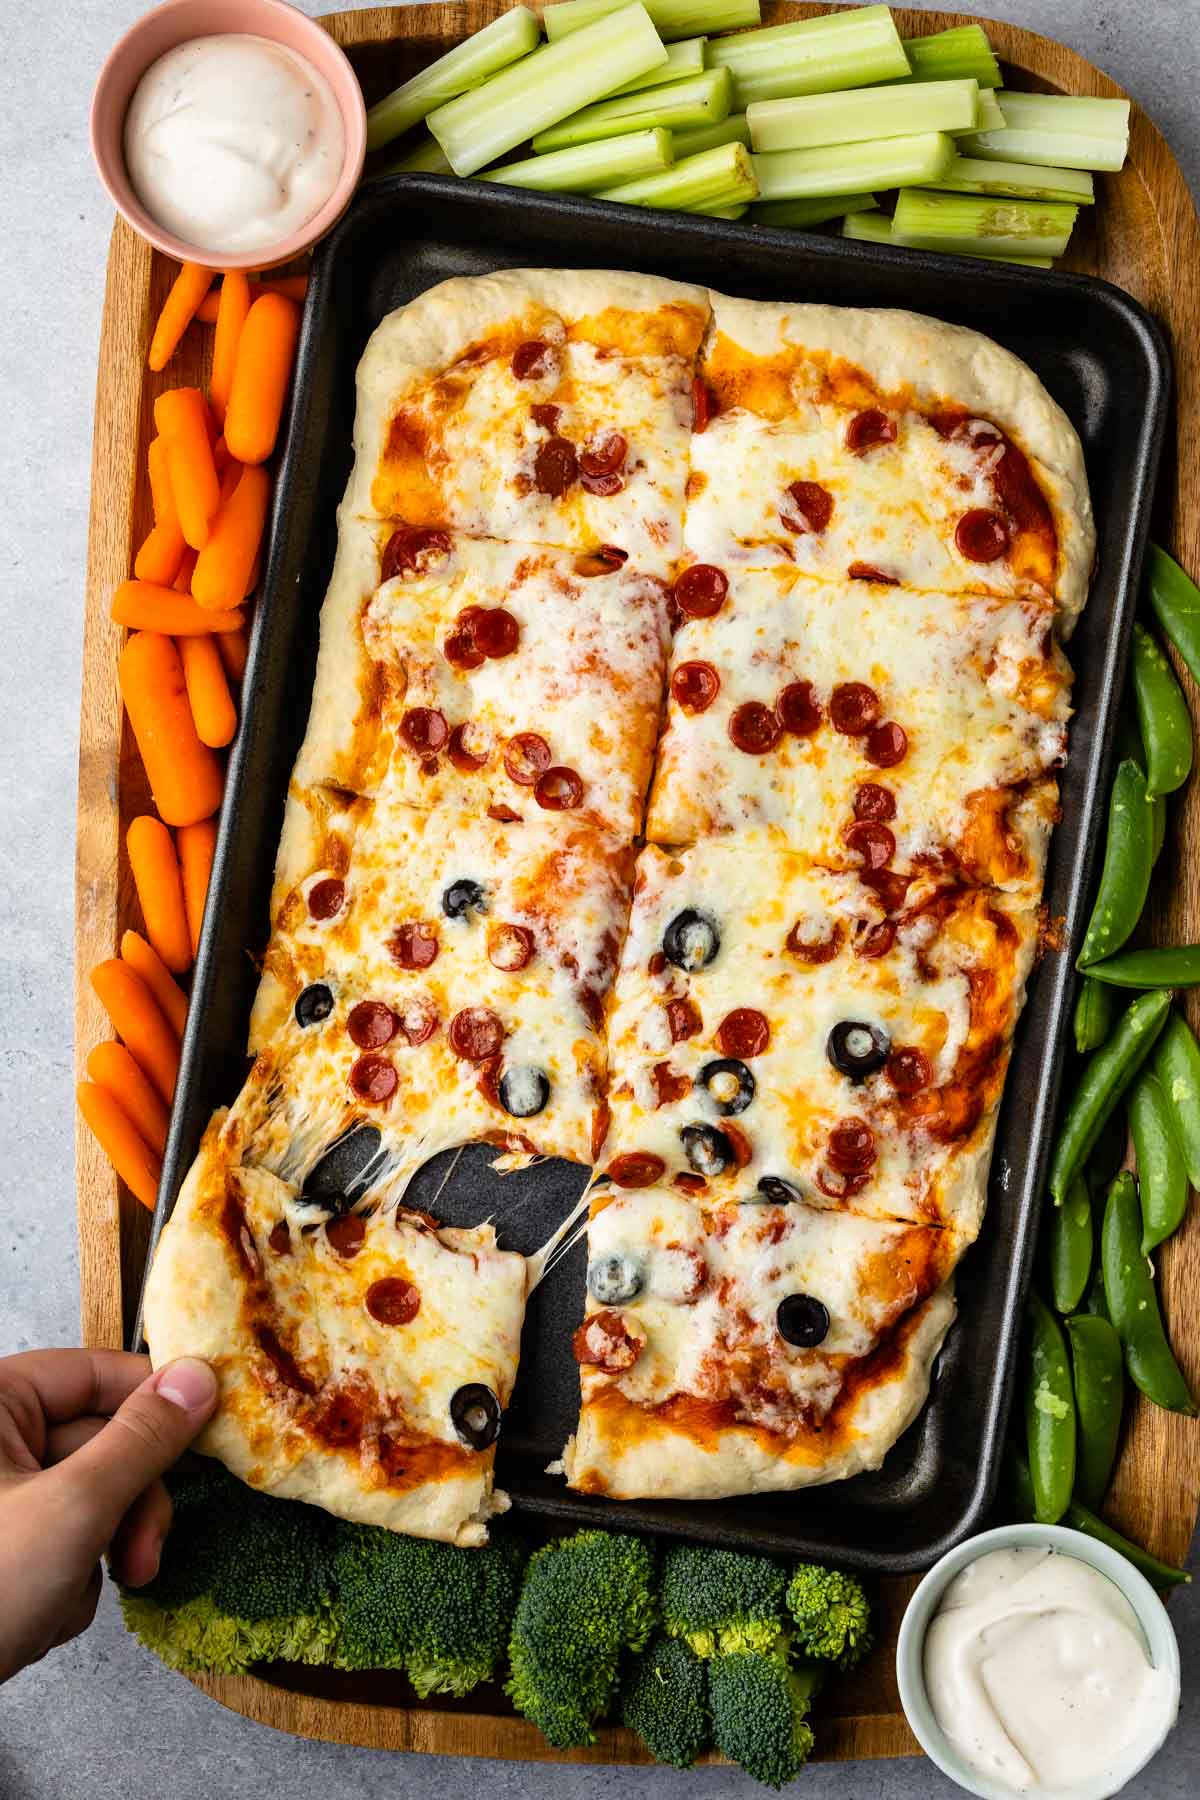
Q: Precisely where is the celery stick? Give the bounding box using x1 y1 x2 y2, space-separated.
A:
544 0 760 43
896 25 1000 88
708 6 910 107
891 188 1078 257
842 208 894 243
366 7 541 151
753 132 954 202
751 192 876 228
609 37 708 96
957 91 1130 171
429 4 667 175
378 134 454 175
672 114 751 158
966 88 1006 133
596 141 758 208
931 153 1094 204
482 128 673 191
748 79 978 153
533 68 730 152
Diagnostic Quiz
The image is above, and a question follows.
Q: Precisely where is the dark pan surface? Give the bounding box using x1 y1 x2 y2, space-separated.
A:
136 178 1169 1572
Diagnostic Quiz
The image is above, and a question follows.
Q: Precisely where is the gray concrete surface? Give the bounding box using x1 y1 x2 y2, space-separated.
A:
0 1 1197 1794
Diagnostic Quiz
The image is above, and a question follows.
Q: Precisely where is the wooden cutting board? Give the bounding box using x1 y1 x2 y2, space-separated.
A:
75 2 1200 1765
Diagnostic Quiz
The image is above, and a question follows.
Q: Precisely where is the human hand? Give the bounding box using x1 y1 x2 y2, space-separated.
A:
0 1348 217 1683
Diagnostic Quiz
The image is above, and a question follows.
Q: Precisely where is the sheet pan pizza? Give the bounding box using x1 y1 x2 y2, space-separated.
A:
143 266 1093 1540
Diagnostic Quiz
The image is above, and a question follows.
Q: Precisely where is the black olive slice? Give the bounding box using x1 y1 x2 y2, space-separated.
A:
663 907 721 972
442 878 487 921
295 982 334 1029
450 1383 501 1450
499 1066 551 1118
698 1057 755 1116
300 1125 383 1212
827 1020 891 1081
776 1294 831 1348
681 1122 734 1177
587 1253 644 1305
756 1175 802 1205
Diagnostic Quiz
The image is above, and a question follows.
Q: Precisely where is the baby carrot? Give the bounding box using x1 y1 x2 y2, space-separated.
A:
147 437 178 527
192 465 270 612
173 547 198 594
209 271 252 425
120 928 189 1038
133 521 185 587
118 633 225 827
179 634 237 747
127 815 191 973
148 262 213 373
111 579 243 635
76 1081 162 1210
154 388 220 549
178 819 218 956
216 628 248 683
224 293 300 465
90 959 180 1104
195 290 221 326
85 1041 170 1158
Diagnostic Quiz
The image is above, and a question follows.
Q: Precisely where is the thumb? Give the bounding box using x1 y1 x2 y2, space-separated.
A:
45 1359 218 1548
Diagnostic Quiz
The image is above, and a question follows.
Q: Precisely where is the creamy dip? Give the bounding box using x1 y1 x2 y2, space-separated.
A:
123 34 345 254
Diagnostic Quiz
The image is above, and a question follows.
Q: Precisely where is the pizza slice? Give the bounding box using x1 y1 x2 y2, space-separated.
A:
143 1118 527 1544
685 292 1093 622
344 268 710 569
646 566 1070 889
601 842 1038 1240
559 1184 958 1500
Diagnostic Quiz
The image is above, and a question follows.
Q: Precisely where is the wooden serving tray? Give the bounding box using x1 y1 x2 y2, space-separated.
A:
75 3 1200 1765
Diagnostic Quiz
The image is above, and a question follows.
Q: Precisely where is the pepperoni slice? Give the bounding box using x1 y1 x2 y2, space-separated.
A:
366 1277 421 1326
672 660 720 713
448 721 488 772
531 402 561 431
847 562 900 585
400 707 449 755
573 1310 642 1371
856 920 896 959
504 732 551 785
829 683 880 735
349 1054 397 1104
674 564 728 618
389 921 439 969
575 545 628 577
581 433 627 478
580 469 625 497
865 721 908 768
827 1117 876 1172
380 527 451 582
785 919 843 963
716 1008 770 1058
650 1062 692 1107
326 1213 366 1258
728 701 781 755
488 923 535 971
889 1047 932 1094
448 1007 504 1062
861 869 911 913
844 821 895 870
397 996 439 1045
781 480 834 534
692 377 715 433
816 1166 872 1201
472 607 520 659
854 782 896 822
488 803 522 823
956 508 1010 563
534 435 578 497
776 680 822 736
443 625 486 670
512 339 555 381
846 409 897 455
347 1001 397 1049
608 1151 665 1188
993 439 1054 535
307 877 345 921
666 996 702 1042
536 766 584 811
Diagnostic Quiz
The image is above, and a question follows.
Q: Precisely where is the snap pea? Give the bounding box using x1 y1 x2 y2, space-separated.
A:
1101 1171 1197 1414
1048 990 1171 1204
1153 1008 1200 1189
1128 1068 1189 1253
1145 541 1200 688
1048 1177 1092 1314
1073 975 1120 1054
1084 943 1200 987
1130 620 1194 798
1024 1289 1076 1523
1076 759 1154 969
1004 1448 1191 1587
1066 1313 1124 1510
1086 1104 1127 1195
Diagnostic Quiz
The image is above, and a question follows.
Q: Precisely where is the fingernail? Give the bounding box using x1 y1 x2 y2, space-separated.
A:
153 1357 217 1415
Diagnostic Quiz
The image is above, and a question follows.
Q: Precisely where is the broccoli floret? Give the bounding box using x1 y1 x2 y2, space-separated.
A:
708 1648 822 1789
660 1545 790 1658
620 1630 710 1768
785 1564 873 1670
120 1590 338 1675
506 1530 657 1747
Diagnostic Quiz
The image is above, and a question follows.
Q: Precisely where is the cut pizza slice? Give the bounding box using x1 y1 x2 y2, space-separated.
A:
601 842 1039 1240
560 1184 959 1500
143 1118 527 1544
344 268 710 569
685 292 1093 623
646 566 1070 889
